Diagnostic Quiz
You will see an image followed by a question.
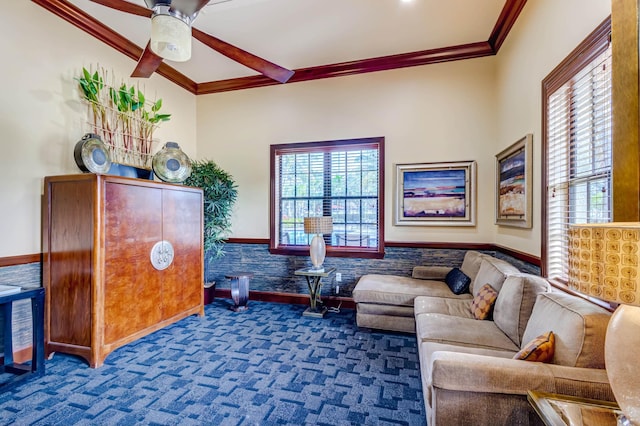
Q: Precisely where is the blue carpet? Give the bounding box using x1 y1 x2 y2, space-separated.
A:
0 300 425 425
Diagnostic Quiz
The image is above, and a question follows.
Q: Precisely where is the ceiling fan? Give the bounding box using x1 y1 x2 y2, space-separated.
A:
89 0 295 82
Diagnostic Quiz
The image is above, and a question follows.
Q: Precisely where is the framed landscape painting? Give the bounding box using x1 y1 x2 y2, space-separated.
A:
395 161 476 226
495 134 532 228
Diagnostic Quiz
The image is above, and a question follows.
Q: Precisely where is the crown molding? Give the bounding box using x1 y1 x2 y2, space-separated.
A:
33 0 526 94
488 0 528 52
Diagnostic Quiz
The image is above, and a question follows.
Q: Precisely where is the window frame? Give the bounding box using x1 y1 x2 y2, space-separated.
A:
541 18 612 282
269 137 385 259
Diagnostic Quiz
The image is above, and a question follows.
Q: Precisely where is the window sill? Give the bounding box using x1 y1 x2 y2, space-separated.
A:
269 246 384 259
547 278 616 312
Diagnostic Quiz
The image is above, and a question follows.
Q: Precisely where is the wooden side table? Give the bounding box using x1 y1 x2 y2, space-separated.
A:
528 390 623 426
1 287 45 389
294 267 336 318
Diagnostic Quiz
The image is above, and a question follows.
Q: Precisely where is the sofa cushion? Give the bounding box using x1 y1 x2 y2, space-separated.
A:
419 341 516 407
471 257 519 296
513 331 555 363
493 274 550 346
471 284 498 320
412 266 452 280
415 313 520 352
459 251 488 283
414 296 473 318
444 268 472 295
356 311 416 333
353 274 471 307
356 302 414 317
522 292 611 368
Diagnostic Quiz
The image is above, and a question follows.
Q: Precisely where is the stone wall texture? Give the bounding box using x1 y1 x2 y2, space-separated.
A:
207 244 540 298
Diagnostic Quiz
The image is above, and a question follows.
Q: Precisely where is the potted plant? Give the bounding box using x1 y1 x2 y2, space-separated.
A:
184 160 238 303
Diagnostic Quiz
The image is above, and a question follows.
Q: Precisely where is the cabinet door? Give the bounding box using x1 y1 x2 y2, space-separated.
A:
47 180 93 347
103 182 163 344
161 188 203 319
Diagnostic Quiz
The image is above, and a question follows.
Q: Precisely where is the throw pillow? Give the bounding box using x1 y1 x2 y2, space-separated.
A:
444 267 472 295
513 331 555 363
471 283 498 320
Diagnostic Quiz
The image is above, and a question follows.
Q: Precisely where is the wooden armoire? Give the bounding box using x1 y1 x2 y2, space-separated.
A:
42 174 204 367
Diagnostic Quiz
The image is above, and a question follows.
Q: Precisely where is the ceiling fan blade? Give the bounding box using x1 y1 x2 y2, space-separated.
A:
89 0 152 17
131 42 164 78
192 28 294 83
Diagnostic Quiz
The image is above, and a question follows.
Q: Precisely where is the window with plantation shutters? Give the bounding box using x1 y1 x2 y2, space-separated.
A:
270 137 384 258
542 20 612 282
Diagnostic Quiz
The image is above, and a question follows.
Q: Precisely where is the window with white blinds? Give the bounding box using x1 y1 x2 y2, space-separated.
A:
270 137 384 257
543 21 612 282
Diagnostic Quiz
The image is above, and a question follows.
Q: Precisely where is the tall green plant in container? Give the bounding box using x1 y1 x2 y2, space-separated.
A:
184 160 238 292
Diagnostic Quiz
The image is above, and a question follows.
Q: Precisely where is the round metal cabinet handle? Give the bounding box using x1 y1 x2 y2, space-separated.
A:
150 240 174 270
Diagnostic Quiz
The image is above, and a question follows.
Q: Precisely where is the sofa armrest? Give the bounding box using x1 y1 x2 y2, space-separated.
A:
430 351 612 398
412 266 452 280
431 351 554 396
543 364 615 401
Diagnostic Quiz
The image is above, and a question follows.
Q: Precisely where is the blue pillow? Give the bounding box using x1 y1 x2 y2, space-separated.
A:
444 267 471 295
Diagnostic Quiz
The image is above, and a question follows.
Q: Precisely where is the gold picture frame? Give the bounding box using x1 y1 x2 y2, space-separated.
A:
395 161 476 226
495 134 532 228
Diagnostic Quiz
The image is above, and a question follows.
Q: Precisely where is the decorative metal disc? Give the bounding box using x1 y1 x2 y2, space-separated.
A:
74 133 111 174
152 142 192 183
150 240 174 270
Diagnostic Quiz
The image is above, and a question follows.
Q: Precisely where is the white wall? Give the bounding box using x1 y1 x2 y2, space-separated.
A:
0 1 614 259
196 58 498 243
0 2 196 257
494 0 611 256
196 1 612 253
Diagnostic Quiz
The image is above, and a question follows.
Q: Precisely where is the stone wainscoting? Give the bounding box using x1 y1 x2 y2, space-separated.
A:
0 262 41 358
207 243 540 298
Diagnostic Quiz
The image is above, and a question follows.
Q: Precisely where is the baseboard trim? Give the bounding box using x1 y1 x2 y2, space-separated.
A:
214 288 356 310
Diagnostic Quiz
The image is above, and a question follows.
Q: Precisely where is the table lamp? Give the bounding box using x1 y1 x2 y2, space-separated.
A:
568 222 640 425
303 216 333 272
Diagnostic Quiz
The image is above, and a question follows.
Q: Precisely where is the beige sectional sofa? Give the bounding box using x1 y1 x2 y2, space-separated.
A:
352 251 615 425
353 251 517 333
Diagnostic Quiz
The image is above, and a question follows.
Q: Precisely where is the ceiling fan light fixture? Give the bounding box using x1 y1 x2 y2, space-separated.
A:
150 7 192 62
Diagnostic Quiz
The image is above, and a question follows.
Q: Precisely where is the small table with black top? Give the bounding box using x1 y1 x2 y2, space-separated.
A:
294 267 336 318
0 287 45 389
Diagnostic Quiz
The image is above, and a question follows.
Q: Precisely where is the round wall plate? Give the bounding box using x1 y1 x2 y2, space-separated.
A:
74 133 111 174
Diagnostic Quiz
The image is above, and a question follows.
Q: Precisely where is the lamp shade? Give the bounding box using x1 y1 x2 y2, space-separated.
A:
150 14 191 62
304 217 333 271
304 217 333 235
568 222 640 424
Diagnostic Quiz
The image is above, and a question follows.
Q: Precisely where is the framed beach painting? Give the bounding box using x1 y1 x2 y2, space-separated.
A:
495 134 532 228
395 161 476 226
